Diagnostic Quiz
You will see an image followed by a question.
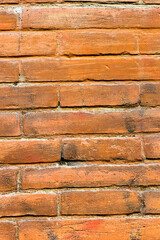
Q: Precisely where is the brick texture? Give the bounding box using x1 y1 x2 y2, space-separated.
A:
0 0 160 239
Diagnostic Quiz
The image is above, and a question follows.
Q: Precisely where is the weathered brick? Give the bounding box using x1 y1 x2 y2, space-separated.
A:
20 32 57 56
21 57 160 82
60 84 140 107
0 113 21 137
144 191 160 214
139 31 160 54
23 110 141 136
140 83 160 106
18 218 160 240
21 164 160 190
22 7 160 29
61 190 140 215
0 33 19 56
143 0 160 3
63 138 142 161
0 85 58 109
0 139 60 164
0 10 18 30
23 109 160 136
144 136 160 159
0 60 19 83
0 168 17 192
0 193 57 217
58 30 138 55
0 222 16 240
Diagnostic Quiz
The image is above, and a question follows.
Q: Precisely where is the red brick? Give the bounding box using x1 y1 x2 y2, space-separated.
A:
23 110 140 136
0 193 57 217
21 57 160 82
63 138 142 161
18 218 160 240
140 83 160 106
0 139 60 164
144 136 160 159
0 222 16 240
61 190 140 215
0 60 19 83
0 85 58 109
20 32 57 56
0 33 19 56
22 7 160 29
0 10 18 30
0 168 17 192
144 191 160 214
58 30 138 55
21 164 160 190
0 113 21 137
60 84 140 107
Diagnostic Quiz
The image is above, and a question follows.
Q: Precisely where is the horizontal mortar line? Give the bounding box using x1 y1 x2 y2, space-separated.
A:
1 162 160 168
0 214 159 221
1 53 160 59
0 132 159 139
1 3 160 7
17 185 160 192
1 53 160 58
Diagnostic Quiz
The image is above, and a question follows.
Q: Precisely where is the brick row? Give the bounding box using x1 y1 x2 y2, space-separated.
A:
21 164 160 189
0 190 160 217
22 7 160 30
1 163 160 193
0 136 159 163
1 57 160 83
0 83 160 109
23 109 160 136
1 7 160 31
18 218 160 240
0 30 160 56
20 57 160 82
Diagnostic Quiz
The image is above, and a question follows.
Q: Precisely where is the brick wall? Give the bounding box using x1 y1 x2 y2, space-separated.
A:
0 0 160 239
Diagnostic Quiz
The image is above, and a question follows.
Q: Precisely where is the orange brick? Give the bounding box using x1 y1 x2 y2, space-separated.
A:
20 32 57 56
0 139 60 164
61 190 140 215
0 85 58 109
63 138 142 161
0 168 17 192
139 31 160 54
22 7 160 29
0 193 57 217
0 60 19 83
0 222 16 240
18 218 160 240
60 84 140 107
140 109 160 133
140 83 160 106
58 30 138 55
144 135 160 159
144 191 160 214
143 0 160 3
21 164 160 190
0 10 18 30
23 110 141 136
0 113 21 137
0 33 19 56
21 57 160 82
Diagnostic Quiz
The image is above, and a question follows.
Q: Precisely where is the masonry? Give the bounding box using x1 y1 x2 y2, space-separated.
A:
0 0 160 239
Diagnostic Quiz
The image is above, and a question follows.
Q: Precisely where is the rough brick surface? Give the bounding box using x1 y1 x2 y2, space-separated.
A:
0 0 160 238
